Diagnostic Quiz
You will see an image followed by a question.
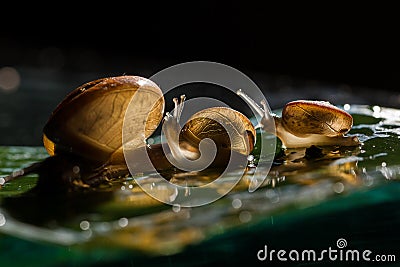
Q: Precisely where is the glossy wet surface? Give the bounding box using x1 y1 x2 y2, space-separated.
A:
0 104 400 266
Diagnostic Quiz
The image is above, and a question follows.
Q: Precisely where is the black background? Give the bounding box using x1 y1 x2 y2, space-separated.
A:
1 3 399 91
1 3 400 146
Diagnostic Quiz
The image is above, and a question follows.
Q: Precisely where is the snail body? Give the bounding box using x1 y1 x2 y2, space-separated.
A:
237 90 360 148
1 76 256 190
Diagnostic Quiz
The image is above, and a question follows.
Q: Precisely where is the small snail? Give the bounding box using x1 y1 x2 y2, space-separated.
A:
161 95 255 171
0 76 255 190
237 89 360 148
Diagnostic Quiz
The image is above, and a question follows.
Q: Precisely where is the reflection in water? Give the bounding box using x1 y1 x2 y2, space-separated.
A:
268 145 361 185
0 105 400 258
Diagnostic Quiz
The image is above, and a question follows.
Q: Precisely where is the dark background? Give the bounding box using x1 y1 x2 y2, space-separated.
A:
2 4 399 89
1 3 399 145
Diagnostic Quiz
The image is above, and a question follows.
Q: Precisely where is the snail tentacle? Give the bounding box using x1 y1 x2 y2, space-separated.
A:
163 95 189 161
173 94 186 120
162 95 217 172
236 89 274 131
236 89 265 118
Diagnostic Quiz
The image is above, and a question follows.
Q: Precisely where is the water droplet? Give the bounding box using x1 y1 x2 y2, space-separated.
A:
333 182 344 193
343 104 351 111
118 217 129 228
172 204 181 213
80 220 90 231
381 162 387 167
72 166 80 174
232 198 242 209
373 105 381 114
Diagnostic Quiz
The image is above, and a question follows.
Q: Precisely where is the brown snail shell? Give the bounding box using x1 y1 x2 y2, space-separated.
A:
160 95 256 172
275 100 360 148
180 107 256 157
43 76 164 165
1 76 166 189
281 100 353 137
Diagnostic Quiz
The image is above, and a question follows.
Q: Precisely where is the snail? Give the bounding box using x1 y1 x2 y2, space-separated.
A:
236 89 361 148
161 95 255 171
0 76 256 191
